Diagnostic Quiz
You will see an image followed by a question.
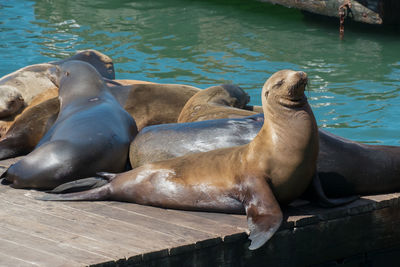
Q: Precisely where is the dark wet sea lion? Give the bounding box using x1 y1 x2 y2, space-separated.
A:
2 61 137 189
0 50 115 137
177 84 256 123
130 114 264 168
131 114 400 199
39 69 319 250
0 81 199 160
317 130 400 197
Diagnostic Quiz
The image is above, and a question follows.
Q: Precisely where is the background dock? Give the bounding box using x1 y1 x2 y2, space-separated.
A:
1 158 400 267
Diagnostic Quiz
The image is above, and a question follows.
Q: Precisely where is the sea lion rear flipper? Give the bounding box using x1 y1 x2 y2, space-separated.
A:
49 176 110 194
312 173 359 207
241 178 283 250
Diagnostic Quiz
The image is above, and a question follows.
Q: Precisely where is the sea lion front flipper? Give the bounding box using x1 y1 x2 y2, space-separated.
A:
241 178 283 250
312 173 359 208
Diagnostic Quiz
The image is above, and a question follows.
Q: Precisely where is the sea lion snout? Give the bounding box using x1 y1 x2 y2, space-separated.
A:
288 71 308 100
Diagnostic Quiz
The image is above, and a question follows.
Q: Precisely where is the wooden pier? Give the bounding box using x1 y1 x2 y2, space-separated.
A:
1 158 400 267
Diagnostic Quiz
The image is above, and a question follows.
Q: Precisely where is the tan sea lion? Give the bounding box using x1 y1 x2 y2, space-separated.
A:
2 61 137 189
39 69 319 250
112 83 199 130
177 84 256 123
0 85 24 118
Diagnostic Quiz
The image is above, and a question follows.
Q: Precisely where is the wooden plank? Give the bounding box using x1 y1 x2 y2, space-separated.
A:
0 197 137 259
102 201 248 235
0 236 76 267
0 217 113 265
0 226 82 266
0 189 217 253
0 193 161 253
63 201 216 246
0 250 39 267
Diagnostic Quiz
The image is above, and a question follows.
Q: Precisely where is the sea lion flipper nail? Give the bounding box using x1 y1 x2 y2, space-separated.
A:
242 178 283 250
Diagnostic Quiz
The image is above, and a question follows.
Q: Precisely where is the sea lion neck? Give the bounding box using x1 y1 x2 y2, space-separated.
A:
59 77 107 110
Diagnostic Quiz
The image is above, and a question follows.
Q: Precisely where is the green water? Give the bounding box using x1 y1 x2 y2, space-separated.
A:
1 0 400 144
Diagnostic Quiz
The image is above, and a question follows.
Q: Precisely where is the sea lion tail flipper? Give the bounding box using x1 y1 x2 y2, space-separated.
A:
241 178 283 250
50 176 111 194
312 173 359 208
37 183 112 201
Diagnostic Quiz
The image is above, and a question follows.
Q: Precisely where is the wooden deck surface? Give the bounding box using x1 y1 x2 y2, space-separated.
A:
1 157 400 266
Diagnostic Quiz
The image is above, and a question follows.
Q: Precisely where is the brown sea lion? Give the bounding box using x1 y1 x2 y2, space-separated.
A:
112 83 200 131
39 69 319 250
130 112 400 201
1 61 137 189
0 97 59 160
177 84 256 123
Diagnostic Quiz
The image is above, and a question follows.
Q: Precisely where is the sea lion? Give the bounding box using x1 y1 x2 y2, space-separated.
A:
177 84 256 123
317 130 400 197
0 49 114 115
130 114 264 168
0 85 24 118
112 83 200 131
0 97 59 160
130 114 400 199
0 81 200 160
39 69 319 250
0 49 115 137
1 61 137 189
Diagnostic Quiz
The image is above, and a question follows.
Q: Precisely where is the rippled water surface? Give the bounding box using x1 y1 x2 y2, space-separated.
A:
1 0 400 144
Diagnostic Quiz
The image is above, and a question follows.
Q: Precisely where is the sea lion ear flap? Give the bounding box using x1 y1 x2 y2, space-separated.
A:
241 178 283 250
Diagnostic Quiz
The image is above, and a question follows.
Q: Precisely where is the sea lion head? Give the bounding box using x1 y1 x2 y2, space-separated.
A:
51 50 115 79
47 60 104 90
47 60 106 106
262 69 308 109
218 84 250 108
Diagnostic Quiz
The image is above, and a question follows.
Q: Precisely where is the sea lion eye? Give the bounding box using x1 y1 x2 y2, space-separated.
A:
276 80 284 86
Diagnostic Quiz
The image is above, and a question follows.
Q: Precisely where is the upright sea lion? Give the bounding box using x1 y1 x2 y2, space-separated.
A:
2 61 137 189
40 70 319 250
177 84 256 123
130 114 400 199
